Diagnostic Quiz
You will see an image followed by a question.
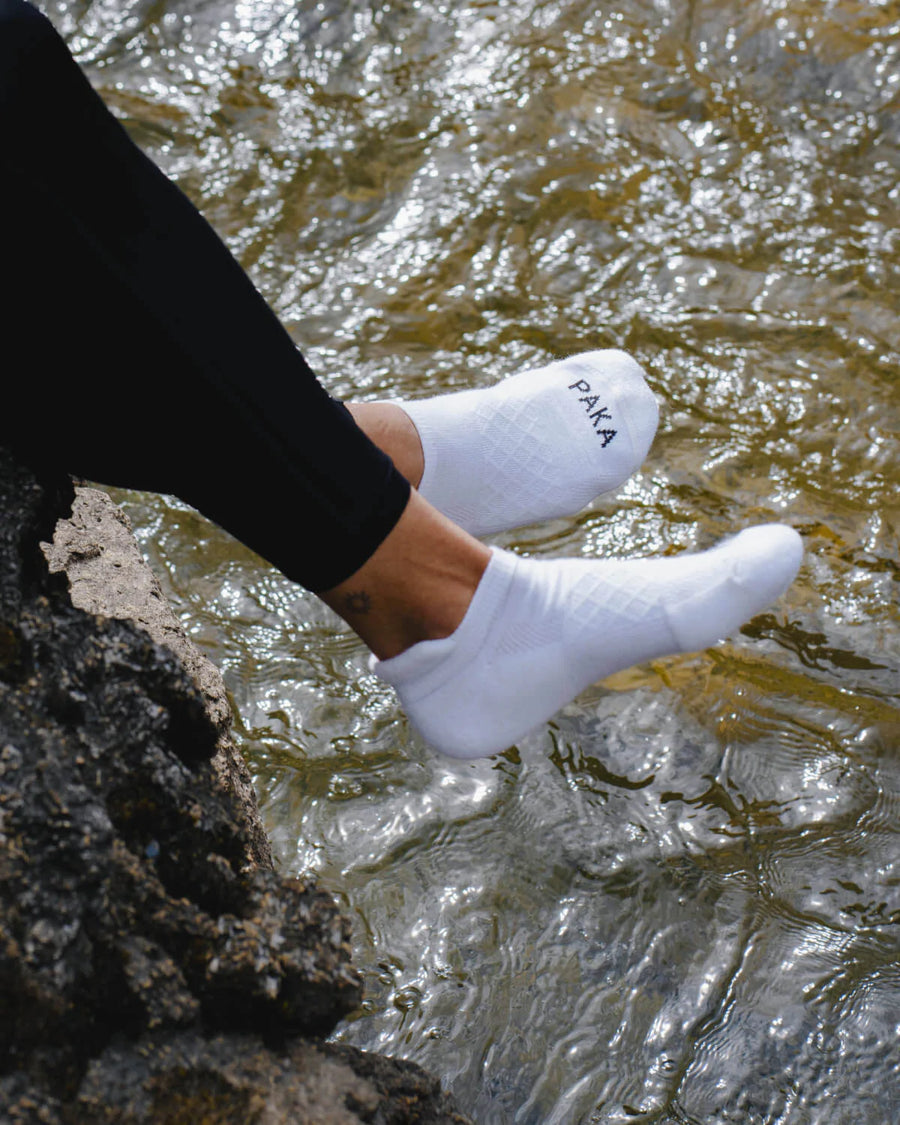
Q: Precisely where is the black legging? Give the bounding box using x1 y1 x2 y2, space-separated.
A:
0 0 410 592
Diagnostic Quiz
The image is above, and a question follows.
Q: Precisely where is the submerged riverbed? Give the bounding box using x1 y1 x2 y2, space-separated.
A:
52 0 899 1120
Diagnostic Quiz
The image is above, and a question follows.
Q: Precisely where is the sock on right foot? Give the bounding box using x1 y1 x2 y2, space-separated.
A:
372 524 804 759
398 349 659 536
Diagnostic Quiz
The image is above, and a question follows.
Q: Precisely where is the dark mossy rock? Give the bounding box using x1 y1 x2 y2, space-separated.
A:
0 446 473 1125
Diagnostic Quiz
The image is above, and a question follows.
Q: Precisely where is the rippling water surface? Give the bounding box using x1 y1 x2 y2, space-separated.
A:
51 0 900 1119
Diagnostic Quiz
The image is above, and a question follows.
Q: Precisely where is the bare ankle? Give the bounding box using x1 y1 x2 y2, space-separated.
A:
347 402 425 488
319 491 490 660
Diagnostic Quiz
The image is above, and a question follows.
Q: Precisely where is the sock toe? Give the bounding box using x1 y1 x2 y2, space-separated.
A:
575 349 660 467
665 524 803 652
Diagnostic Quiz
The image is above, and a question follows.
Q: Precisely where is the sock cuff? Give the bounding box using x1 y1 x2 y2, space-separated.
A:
370 547 519 700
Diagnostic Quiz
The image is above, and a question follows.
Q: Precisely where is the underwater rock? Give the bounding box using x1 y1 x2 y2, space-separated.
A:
0 447 472 1125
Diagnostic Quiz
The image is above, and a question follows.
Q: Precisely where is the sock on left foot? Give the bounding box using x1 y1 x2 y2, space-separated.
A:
398 349 659 536
371 524 804 759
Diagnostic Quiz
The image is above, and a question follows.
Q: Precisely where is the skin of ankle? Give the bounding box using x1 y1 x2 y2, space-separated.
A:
319 490 491 660
347 401 425 488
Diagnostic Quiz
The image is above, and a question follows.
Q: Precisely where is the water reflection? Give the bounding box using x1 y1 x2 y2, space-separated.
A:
54 0 900 1119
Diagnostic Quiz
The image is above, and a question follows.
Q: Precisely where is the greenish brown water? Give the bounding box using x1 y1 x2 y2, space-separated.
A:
54 0 899 1120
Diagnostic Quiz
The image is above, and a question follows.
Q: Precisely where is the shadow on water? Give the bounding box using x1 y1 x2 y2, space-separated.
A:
58 0 900 1119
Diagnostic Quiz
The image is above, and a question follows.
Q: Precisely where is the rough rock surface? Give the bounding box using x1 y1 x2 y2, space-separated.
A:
0 448 472 1125
42 485 273 871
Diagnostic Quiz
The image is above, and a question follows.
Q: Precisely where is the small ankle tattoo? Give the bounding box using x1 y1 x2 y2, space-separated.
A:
343 590 372 615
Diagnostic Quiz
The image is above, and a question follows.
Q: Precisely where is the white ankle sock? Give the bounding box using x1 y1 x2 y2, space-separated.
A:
398 350 659 536
372 525 803 759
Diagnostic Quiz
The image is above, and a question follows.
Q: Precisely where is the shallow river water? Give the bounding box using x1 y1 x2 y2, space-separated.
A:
50 0 900 1120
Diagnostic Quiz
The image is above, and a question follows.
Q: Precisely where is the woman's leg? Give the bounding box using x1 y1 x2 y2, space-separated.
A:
1 0 409 593
1 1 804 760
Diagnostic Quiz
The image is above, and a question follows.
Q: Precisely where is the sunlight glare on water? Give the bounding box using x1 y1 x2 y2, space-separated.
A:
51 0 900 1119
